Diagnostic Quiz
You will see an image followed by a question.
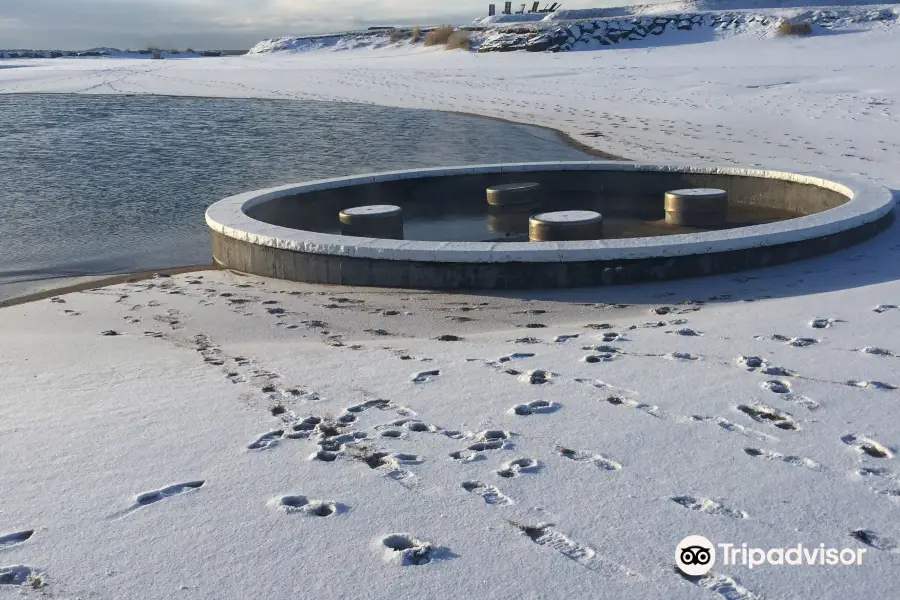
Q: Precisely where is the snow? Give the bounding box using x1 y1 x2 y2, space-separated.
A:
2 4 900 598
474 13 549 25
547 0 896 20
532 209 603 222
341 205 403 216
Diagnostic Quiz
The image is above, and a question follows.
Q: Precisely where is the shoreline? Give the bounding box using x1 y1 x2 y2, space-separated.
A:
0 90 625 308
0 264 213 309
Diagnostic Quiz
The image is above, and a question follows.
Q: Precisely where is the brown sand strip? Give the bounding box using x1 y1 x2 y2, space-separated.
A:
0 264 214 309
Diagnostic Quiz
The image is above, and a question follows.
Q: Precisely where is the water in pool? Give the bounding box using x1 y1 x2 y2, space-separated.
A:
312 198 802 242
0 93 593 297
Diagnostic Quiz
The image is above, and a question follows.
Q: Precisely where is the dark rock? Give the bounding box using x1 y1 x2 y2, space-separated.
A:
525 34 554 52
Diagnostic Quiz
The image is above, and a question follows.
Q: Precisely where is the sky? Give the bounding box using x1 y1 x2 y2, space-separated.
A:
0 0 630 50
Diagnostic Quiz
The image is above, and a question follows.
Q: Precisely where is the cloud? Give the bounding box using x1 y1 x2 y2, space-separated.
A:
0 0 620 49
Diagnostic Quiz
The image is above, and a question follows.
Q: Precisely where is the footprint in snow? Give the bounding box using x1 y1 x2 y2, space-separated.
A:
247 430 284 450
670 496 748 519
810 318 841 329
0 565 38 586
668 328 702 337
411 370 440 383
520 369 553 385
270 495 340 517
436 334 462 342
496 457 539 478
762 380 791 394
556 445 621 471
841 434 893 459
387 418 438 434
744 447 820 470
508 521 617 575
849 529 899 553
461 481 513 505
450 431 511 461
554 334 579 343
510 400 558 416
346 399 393 413
601 332 626 342
379 534 450 566
0 530 34 550
666 352 699 361
737 404 798 430
108 481 207 517
497 352 535 363
762 365 796 376
856 346 897 357
845 380 897 391
756 334 819 347
873 305 897 313
675 569 763 600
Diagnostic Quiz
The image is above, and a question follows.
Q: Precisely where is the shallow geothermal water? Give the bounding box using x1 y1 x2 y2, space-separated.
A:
0 93 591 291
318 202 802 242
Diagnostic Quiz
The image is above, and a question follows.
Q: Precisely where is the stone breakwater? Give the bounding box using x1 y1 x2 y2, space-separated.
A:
477 6 899 53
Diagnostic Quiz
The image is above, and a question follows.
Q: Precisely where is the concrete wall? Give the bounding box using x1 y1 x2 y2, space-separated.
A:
206 162 896 289
211 213 893 289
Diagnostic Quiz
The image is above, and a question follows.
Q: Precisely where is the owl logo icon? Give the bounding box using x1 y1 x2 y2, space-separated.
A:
676 535 716 576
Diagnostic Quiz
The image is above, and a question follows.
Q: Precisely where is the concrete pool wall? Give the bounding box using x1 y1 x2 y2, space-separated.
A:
205 162 896 289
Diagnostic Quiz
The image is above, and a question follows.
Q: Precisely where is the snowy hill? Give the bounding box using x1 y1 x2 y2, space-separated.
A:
247 2 899 54
476 0 896 23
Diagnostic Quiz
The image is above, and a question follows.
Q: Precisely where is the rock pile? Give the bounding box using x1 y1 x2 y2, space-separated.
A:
477 7 899 52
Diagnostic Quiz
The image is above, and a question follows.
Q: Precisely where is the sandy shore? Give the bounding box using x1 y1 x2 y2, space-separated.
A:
0 264 212 308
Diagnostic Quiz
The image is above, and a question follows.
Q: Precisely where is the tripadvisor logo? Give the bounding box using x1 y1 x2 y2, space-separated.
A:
676 535 868 575
676 535 716 576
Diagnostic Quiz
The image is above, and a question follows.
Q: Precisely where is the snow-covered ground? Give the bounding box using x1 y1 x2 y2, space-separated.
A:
2 6 900 598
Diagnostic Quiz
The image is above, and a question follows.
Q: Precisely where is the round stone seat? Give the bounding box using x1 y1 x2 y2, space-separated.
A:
664 188 728 228
529 210 604 242
486 182 540 207
339 205 404 239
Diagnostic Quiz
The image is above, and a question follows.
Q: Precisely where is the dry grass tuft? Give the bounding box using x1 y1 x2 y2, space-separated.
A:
776 19 812 36
424 25 455 46
445 30 472 51
389 28 405 43
411 25 422 42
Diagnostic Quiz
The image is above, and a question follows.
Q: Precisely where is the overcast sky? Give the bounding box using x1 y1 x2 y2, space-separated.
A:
0 0 631 50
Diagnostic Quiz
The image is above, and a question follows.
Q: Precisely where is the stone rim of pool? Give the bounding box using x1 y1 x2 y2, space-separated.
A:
205 161 895 288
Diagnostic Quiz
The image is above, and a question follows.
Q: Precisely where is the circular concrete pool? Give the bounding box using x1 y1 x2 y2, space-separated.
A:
205 162 895 289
